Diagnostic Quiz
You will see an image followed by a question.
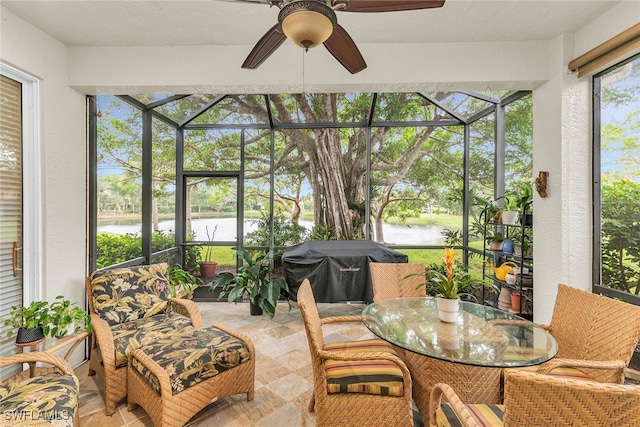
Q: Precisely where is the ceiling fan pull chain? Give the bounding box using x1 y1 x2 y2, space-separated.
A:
302 47 306 96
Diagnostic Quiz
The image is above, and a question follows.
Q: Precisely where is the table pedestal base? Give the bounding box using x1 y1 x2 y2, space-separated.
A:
400 349 502 422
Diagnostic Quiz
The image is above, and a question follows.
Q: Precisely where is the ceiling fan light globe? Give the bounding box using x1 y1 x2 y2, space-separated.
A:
279 1 337 49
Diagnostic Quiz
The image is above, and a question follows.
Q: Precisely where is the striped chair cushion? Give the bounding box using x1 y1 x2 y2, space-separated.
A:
435 403 504 427
323 339 404 397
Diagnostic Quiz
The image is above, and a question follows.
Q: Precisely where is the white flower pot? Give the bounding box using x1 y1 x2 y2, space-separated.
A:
502 210 520 225
436 297 459 323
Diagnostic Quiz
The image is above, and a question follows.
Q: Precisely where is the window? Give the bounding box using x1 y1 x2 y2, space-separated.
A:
593 53 640 303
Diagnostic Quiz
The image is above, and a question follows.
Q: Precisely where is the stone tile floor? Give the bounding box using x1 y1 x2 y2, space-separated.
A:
77 300 388 427
76 300 639 426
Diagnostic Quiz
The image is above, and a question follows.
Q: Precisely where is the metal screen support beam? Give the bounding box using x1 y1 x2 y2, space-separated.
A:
495 104 506 203
462 124 471 264
175 128 185 266
141 108 153 263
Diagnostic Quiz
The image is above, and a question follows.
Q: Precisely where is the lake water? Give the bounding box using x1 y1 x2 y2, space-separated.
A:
97 217 446 245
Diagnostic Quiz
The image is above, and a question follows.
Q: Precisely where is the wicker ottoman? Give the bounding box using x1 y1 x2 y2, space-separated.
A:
127 324 255 427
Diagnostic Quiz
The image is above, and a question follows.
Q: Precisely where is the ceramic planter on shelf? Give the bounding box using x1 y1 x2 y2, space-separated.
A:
436 297 459 323
501 210 519 225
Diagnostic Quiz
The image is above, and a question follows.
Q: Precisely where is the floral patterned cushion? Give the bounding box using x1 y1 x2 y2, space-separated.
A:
90 263 171 326
0 372 78 426
131 327 251 395
109 312 195 368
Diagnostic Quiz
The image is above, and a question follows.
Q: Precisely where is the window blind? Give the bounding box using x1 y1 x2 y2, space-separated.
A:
0 74 23 346
569 23 640 78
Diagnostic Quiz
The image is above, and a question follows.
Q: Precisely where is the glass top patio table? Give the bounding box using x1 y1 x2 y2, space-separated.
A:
361 297 557 368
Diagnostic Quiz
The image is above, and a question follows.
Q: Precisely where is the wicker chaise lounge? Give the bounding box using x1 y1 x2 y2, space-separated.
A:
86 263 202 415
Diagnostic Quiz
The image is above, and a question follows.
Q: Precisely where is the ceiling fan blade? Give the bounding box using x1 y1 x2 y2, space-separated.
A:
242 24 287 69
339 0 445 13
323 25 367 74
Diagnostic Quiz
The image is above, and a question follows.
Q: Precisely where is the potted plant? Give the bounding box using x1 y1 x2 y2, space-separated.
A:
2 297 92 345
46 295 92 338
501 196 520 225
2 300 49 345
516 184 533 226
200 224 219 281
168 264 203 299
486 231 505 251
419 248 491 322
209 248 289 318
474 195 502 224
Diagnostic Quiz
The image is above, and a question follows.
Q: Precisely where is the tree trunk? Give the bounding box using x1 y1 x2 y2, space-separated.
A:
313 129 353 239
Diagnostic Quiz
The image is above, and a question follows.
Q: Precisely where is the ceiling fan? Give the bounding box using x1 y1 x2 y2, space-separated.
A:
235 0 446 74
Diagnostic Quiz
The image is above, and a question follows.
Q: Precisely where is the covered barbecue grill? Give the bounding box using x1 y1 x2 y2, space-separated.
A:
283 240 408 303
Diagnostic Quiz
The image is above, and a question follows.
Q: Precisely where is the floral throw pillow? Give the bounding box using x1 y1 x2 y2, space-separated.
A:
90 263 171 326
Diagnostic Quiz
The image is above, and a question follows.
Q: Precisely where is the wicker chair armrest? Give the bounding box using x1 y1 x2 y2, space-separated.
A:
211 323 255 359
429 383 480 427
537 358 626 375
170 298 202 328
129 348 173 396
320 315 362 325
89 312 117 371
0 352 74 375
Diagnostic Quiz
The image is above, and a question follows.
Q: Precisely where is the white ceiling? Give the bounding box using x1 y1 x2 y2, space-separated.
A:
1 0 622 48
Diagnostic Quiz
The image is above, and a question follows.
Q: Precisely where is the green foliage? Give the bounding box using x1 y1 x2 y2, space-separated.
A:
2 297 91 339
46 296 92 338
96 230 200 272
244 211 309 250
441 228 463 246
209 248 289 318
503 195 518 211
310 224 336 241
167 264 203 298
601 180 640 295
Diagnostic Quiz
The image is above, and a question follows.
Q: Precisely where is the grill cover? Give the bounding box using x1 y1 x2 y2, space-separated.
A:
283 240 408 303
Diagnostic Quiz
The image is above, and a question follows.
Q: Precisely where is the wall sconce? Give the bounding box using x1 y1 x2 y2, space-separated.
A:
535 171 549 198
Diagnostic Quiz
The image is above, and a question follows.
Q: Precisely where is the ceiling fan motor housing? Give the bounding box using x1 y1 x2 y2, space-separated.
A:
279 0 338 49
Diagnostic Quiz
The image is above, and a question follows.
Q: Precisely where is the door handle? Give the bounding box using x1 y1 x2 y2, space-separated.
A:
12 242 22 277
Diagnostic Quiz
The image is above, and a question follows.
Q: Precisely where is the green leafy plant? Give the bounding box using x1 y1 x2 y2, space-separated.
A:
2 301 50 338
209 248 289 318
485 231 504 245
503 195 519 211
2 297 91 339
46 296 92 338
168 264 203 298
415 248 496 300
515 184 533 213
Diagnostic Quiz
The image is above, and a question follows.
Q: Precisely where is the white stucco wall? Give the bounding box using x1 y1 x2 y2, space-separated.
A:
0 1 637 332
0 7 87 363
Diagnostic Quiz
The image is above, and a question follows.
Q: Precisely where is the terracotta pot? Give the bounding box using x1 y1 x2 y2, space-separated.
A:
511 293 523 312
199 261 218 281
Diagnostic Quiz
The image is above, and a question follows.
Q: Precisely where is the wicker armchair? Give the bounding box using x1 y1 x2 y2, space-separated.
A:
534 284 640 383
369 262 426 302
429 369 640 427
86 263 202 415
0 352 80 426
297 279 414 427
